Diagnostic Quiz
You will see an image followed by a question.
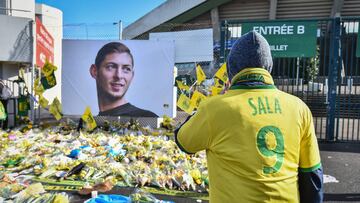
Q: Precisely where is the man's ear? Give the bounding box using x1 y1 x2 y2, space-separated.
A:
90 64 97 79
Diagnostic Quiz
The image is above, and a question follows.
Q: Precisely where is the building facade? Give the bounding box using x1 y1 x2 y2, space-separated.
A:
0 0 62 125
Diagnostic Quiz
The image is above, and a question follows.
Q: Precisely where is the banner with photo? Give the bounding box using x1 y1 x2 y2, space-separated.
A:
62 40 176 117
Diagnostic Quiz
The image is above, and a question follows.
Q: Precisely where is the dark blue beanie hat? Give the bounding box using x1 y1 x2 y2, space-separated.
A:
227 31 273 81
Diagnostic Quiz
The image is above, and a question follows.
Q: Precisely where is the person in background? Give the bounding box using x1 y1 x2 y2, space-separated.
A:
0 80 11 129
90 42 157 117
175 31 323 203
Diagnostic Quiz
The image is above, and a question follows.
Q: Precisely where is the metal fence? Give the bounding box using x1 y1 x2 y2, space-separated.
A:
221 17 360 142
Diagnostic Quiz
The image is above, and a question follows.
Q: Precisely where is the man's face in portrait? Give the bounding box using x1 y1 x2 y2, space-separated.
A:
92 52 134 100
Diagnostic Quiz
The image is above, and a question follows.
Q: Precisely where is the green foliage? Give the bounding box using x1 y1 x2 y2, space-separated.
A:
306 47 320 82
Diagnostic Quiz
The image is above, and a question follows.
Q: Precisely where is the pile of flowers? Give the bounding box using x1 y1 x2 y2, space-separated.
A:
0 118 208 202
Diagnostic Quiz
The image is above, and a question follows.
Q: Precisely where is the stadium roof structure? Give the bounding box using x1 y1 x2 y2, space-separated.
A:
123 0 231 39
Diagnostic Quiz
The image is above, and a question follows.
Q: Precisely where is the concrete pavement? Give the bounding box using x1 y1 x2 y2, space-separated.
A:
320 142 360 202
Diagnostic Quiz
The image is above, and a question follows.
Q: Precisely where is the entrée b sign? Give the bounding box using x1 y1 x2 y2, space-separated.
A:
242 21 317 58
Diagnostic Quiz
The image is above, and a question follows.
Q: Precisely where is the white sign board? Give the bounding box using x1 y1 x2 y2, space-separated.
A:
150 29 213 63
62 40 176 117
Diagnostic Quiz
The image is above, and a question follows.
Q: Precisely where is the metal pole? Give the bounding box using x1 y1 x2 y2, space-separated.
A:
119 20 123 40
326 17 341 141
296 57 300 86
31 20 36 124
38 68 41 125
220 21 226 63
31 66 35 122
9 0 12 16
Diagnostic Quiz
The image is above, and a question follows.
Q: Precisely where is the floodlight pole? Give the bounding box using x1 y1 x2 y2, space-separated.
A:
118 20 123 40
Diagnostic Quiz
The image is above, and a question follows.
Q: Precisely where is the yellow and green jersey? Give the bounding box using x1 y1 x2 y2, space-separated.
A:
176 68 321 203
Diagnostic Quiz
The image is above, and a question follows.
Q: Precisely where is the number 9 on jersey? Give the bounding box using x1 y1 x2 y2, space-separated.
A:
256 126 285 174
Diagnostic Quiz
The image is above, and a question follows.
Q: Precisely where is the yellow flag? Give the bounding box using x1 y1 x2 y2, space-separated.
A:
34 78 45 95
196 65 206 85
49 97 62 120
176 80 190 91
39 95 49 108
214 78 223 88
214 63 228 83
0 101 6 120
34 78 39 86
19 68 25 79
190 90 207 109
177 94 194 115
211 86 223 96
53 193 69 203
42 61 57 77
34 84 45 95
46 74 56 86
82 107 97 131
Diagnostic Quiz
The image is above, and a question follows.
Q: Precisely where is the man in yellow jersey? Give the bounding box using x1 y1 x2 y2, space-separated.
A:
175 31 323 202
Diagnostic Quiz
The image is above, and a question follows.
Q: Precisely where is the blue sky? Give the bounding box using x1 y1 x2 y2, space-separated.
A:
35 0 166 39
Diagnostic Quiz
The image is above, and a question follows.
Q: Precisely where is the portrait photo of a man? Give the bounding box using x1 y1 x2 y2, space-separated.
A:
62 39 175 118
90 42 158 117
